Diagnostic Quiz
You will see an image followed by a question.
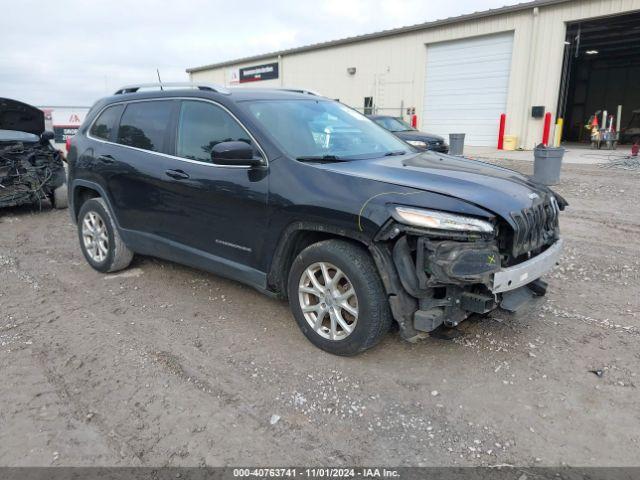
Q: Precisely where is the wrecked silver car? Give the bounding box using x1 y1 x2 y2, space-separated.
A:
0 98 67 209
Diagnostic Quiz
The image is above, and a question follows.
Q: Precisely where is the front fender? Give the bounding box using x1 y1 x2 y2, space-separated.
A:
266 220 371 295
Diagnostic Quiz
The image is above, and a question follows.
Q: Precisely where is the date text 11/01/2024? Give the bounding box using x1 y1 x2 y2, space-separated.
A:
232 468 400 478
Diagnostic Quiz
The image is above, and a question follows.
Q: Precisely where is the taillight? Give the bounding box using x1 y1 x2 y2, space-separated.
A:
65 136 72 154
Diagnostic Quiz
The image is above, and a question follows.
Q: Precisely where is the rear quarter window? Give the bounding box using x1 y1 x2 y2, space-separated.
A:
117 101 173 152
89 104 123 141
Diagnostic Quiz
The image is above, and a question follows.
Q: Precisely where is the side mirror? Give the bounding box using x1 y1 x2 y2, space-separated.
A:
211 141 262 166
40 130 55 145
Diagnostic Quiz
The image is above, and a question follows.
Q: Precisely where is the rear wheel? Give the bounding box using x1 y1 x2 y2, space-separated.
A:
287 240 392 355
77 198 133 273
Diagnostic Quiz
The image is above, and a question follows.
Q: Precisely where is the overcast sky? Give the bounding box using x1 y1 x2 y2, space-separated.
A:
0 0 516 107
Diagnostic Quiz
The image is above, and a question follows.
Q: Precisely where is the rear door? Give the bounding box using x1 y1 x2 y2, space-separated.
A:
105 99 177 235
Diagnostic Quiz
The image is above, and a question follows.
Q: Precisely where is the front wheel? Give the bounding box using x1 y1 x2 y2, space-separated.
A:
287 240 392 355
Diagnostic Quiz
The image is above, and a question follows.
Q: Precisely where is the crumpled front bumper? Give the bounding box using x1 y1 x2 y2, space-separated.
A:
375 225 564 339
491 239 564 293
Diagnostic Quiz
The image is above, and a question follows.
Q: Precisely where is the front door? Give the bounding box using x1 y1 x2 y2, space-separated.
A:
159 99 269 278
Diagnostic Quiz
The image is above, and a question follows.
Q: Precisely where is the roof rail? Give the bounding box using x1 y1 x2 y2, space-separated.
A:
277 88 322 96
114 82 231 95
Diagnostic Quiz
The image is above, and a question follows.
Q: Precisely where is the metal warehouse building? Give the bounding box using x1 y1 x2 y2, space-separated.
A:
187 0 640 148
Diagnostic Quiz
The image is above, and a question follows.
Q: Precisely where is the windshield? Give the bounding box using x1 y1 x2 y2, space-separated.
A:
243 100 413 160
373 116 415 132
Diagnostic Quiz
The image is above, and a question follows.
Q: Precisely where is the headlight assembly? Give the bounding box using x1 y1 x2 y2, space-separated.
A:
406 140 427 148
391 206 494 233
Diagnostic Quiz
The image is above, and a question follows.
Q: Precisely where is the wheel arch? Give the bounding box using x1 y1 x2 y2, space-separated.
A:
70 180 117 225
268 221 422 341
267 221 373 298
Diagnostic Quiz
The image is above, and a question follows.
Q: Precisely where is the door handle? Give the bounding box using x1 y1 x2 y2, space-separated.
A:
97 154 115 164
165 169 190 180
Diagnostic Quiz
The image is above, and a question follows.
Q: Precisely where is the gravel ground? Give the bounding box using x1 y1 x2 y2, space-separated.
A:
0 160 639 467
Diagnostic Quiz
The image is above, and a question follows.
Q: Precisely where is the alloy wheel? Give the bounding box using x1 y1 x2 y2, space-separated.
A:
82 211 109 263
298 262 359 341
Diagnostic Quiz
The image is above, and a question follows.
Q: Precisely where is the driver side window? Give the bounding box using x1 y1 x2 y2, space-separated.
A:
176 101 254 163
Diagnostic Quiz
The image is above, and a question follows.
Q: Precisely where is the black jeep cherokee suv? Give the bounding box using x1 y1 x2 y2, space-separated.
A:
67 83 567 355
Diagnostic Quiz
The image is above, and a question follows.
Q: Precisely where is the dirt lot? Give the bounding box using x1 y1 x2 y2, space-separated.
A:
1 159 639 467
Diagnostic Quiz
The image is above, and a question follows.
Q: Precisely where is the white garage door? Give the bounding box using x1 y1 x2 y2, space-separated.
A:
422 32 514 147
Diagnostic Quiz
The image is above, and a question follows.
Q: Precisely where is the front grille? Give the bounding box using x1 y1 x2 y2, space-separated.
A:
509 198 559 257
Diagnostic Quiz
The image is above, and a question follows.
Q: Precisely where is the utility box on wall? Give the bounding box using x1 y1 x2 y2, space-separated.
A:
531 106 546 118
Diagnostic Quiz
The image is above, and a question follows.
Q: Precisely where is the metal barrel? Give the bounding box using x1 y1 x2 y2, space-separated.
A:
533 146 564 185
448 133 465 155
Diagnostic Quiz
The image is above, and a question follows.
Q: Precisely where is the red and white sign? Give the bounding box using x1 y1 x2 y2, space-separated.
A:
39 106 90 143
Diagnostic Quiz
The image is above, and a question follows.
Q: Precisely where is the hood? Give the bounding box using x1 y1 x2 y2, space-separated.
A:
395 131 445 143
317 151 563 226
0 98 45 136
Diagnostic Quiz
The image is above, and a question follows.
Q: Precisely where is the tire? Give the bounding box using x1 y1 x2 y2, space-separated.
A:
287 239 392 356
77 198 133 273
52 184 68 209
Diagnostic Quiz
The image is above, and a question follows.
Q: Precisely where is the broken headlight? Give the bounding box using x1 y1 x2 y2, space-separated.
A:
391 206 494 233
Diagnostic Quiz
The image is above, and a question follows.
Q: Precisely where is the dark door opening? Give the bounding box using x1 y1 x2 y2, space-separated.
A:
364 97 374 115
557 11 640 144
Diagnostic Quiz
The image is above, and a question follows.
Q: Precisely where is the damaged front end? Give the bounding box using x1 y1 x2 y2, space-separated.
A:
0 97 66 209
372 198 564 341
0 137 65 209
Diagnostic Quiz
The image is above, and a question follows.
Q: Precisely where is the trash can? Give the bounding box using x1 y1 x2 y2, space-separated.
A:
533 146 564 186
449 133 465 156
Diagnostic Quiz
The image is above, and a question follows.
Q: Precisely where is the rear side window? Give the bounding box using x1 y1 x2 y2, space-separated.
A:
89 104 123 141
176 100 252 162
117 101 173 152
